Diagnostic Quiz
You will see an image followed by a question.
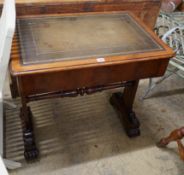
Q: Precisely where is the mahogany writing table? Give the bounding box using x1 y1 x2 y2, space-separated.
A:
10 11 174 160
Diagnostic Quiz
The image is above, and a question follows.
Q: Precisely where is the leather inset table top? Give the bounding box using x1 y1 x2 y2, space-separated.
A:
17 12 163 65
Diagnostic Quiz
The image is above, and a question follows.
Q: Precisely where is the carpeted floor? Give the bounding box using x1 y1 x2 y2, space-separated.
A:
4 75 184 175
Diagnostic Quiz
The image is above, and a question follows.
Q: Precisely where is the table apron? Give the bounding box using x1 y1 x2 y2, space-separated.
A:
16 59 169 97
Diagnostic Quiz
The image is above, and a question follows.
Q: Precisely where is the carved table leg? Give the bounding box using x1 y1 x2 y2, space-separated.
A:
110 80 140 137
157 127 184 161
20 98 39 161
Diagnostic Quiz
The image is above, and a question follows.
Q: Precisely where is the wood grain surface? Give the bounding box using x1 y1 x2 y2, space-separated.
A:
0 0 162 29
8 7 174 161
10 12 174 76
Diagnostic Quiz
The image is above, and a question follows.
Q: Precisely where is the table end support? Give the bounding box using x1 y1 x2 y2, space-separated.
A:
110 80 140 137
110 92 140 137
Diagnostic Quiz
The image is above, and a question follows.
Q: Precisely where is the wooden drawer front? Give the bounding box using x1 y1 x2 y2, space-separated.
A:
18 59 169 96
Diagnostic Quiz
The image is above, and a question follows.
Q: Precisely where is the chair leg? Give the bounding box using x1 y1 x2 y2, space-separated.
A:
141 78 154 100
177 140 184 161
0 156 8 175
141 70 175 100
4 100 17 109
3 159 21 170
157 127 184 147
157 127 184 161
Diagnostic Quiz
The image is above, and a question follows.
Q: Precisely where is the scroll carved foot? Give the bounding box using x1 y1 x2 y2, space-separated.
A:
110 92 140 137
157 127 184 161
20 107 39 161
23 129 39 161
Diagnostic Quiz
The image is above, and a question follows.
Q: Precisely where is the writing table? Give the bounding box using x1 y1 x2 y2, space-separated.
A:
10 11 174 160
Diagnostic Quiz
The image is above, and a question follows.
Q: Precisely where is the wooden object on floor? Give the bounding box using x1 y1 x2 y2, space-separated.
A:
0 0 162 29
10 11 174 161
157 127 184 161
